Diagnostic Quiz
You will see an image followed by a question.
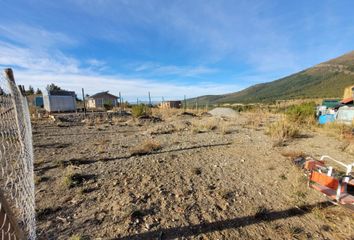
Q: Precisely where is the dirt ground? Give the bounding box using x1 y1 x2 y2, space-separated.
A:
32 110 354 240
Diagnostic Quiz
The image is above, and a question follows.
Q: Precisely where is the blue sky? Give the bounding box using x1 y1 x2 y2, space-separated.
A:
0 0 354 101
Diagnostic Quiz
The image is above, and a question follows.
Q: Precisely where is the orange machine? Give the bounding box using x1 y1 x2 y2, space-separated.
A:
304 156 354 210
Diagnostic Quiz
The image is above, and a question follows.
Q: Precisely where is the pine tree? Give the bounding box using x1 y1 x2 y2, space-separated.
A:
36 88 42 94
27 85 34 95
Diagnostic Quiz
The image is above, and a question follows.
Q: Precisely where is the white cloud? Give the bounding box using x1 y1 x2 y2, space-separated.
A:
0 23 77 48
12 70 239 101
0 24 236 100
134 62 217 77
0 41 80 74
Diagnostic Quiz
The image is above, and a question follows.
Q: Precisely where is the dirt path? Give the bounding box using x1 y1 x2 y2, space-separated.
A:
33 113 353 239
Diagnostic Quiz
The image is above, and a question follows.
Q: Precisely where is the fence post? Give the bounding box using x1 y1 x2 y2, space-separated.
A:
82 88 86 116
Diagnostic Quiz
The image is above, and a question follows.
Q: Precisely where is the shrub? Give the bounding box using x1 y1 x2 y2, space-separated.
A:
285 102 316 124
68 235 83 240
191 118 218 133
130 139 162 156
266 117 300 145
131 104 151 118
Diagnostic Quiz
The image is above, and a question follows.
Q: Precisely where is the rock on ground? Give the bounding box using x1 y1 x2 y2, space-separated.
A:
208 107 238 118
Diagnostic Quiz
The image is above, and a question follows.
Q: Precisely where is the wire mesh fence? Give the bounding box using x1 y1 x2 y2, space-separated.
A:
0 69 36 239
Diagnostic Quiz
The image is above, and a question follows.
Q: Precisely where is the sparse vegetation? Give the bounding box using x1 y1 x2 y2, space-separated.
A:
132 104 151 118
285 102 316 125
62 167 89 189
33 107 354 239
130 139 162 156
191 118 218 133
68 234 84 240
266 117 300 145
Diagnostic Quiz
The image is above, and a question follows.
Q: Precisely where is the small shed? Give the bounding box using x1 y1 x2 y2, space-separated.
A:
43 90 76 112
159 101 182 109
86 91 118 109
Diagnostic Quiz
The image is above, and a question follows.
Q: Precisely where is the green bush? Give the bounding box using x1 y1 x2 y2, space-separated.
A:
285 102 316 124
131 104 150 118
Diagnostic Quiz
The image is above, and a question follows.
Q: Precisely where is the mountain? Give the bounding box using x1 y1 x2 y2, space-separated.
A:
191 51 354 104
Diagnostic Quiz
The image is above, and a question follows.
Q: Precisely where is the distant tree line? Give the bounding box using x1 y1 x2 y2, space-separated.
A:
20 83 63 96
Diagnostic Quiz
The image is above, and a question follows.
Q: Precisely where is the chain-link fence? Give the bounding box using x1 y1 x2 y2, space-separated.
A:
0 69 36 239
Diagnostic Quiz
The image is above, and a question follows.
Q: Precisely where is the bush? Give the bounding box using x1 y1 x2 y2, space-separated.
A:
266 118 300 145
131 104 151 118
130 139 162 156
285 102 316 124
103 103 113 110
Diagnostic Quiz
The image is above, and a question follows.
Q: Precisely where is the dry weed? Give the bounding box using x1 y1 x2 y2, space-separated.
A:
149 124 176 135
68 234 84 240
245 109 270 128
191 118 219 133
266 117 300 145
130 139 162 156
280 150 306 159
321 122 353 139
343 140 354 154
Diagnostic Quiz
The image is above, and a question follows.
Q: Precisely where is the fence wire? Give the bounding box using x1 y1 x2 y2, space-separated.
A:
0 69 36 239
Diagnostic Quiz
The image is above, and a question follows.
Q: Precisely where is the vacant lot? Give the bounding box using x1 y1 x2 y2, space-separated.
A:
33 111 353 239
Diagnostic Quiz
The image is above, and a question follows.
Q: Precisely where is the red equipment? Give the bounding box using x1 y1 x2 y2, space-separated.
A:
304 156 354 210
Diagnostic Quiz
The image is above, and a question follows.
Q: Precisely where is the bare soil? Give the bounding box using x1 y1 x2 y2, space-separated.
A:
33 111 354 239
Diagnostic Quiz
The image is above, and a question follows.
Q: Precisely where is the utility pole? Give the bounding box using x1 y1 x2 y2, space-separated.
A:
119 92 122 113
137 98 139 105
184 95 187 111
148 91 152 106
82 88 86 116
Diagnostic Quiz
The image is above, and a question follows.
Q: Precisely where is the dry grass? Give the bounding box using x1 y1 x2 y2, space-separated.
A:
244 109 271 128
68 234 84 240
62 166 76 189
280 150 306 159
220 122 233 135
61 166 88 189
130 139 162 156
148 124 176 135
266 117 301 145
191 118 219 133
320 122 353 139
94 139 110 153
343 140 354 154
152 108 182 118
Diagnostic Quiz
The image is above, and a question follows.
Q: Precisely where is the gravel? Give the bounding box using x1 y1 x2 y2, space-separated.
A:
208 107 238 118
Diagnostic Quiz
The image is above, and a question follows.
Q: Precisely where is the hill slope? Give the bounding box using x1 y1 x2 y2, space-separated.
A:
192 51 354 104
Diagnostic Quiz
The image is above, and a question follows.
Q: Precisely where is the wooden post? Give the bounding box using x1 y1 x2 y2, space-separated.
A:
184 95 187 111
119 92 122 113
82 88 86 116
196 97 198 111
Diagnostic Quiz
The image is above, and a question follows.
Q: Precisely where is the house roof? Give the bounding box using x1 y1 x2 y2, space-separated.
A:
341 97 353 104
89 91 118 99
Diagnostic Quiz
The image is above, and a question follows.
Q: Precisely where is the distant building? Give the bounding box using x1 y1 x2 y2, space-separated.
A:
43 90 76 112
340 85 354 107
159 100 182 109
343 85 354 99
87 91 118 109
